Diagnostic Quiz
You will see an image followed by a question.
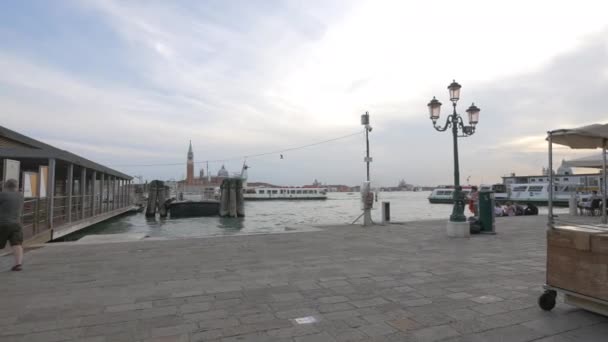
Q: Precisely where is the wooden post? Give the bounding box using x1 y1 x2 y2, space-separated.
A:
48 158 56 230
67 163 73 223
81 168 87 220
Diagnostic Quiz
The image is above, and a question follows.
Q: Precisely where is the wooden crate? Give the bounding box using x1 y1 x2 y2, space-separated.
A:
547 226 608 302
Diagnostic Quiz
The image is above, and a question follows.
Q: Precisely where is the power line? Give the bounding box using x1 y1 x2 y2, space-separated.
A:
109 130 363 167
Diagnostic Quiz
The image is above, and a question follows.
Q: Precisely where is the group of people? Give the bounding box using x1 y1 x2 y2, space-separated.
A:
467 186 538 217
493 202 538 217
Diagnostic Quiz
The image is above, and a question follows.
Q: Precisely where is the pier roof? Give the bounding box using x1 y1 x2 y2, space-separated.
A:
0 125 131 179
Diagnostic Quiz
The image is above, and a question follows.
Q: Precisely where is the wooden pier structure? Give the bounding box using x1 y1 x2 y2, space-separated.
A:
0 125 135 245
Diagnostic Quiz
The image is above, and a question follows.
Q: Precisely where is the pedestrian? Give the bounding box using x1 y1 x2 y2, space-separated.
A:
0 179 24 271
468 186 479 216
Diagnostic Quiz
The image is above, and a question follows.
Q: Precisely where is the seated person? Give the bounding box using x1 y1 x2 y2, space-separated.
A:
504 202 516 216
514 204 524 216
578 191 600 215
494 202 504 216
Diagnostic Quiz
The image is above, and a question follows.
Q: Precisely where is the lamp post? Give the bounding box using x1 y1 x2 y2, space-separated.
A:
361 111 373 226
428 80 480 232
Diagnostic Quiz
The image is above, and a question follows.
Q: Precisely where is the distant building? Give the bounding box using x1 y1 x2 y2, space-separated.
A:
178 142 231 187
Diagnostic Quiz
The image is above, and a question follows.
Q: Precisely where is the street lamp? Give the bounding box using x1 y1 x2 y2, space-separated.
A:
427 80 481 228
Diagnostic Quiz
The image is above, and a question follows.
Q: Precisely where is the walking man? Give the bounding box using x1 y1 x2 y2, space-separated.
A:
0 179 24 271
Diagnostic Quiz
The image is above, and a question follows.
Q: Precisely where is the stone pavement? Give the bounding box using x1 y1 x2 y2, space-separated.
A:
1 215 607 341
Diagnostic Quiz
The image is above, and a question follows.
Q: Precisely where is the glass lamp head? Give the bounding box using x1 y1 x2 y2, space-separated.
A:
427 97 442 121
448 80 462 102
466 103 480 126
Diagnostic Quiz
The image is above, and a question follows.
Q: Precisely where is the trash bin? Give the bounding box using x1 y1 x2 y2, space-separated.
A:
478 190 496 233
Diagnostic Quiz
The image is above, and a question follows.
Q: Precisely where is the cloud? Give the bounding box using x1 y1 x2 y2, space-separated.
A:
1 0 608 186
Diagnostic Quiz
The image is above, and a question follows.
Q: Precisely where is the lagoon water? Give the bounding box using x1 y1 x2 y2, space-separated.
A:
64 191 562 240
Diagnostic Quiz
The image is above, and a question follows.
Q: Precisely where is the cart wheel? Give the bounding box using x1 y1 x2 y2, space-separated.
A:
538 290 557 311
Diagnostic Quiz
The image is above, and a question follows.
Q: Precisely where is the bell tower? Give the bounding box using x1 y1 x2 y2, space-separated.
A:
187 140 194 185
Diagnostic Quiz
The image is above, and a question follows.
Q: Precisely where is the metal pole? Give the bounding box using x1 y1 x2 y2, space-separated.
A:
366 126 370 182
603 138 607 224
47 158 56 231
548 132 554 226
91 171 97 215
67 163 73 223
449 105 465 222
100 173 104 213
81 168 87 220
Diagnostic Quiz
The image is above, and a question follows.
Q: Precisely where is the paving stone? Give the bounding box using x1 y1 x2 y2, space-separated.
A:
272 292 304 302
331 328 368 341
179 302 212 314
319 296 350 304
294 331 337 342
388 318 421 332
190 328 223 341
446 292 474 300
469 295 504 304
351 297 389 308
358 322 396 337
401 298 433 307
266 325 320 338
319 303 356 313
465 323 545 342
411 324 460 342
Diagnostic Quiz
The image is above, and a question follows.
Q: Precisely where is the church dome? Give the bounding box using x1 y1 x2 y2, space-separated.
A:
218 165 229 177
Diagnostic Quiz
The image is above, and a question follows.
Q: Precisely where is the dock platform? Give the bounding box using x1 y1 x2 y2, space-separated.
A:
1 215 607 341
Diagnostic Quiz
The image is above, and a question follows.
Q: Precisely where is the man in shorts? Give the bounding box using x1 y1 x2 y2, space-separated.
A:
0 179 24 271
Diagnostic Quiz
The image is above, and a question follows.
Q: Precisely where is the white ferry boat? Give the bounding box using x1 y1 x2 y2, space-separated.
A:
244 187 327 200
428 186 473 204
507 183 593 206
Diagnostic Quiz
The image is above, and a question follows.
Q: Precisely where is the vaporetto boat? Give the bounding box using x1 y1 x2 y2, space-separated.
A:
507 183 593 207
428 186 473 204
243 187 327 200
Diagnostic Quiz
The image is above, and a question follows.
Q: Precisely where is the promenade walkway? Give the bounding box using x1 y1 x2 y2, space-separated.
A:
1 215 607 341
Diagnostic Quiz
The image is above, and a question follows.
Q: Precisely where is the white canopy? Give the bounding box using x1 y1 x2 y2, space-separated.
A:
548 123 608 225
564 152 608 169
549 123 608 149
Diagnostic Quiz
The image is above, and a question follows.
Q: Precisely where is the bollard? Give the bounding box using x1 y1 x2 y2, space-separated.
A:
569 193 577 216
381 202 390 224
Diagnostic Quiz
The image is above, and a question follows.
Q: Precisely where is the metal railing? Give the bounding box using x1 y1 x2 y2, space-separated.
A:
20 192 132 241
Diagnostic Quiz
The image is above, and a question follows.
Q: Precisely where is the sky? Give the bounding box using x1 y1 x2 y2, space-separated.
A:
1 0 608 187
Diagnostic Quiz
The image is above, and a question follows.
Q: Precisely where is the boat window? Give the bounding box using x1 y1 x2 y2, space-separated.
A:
296 190 302 194
513 186 528 192
290 190 296 194
314 190 317 194
272 190 278 194
259 190 265 194
528 186 544 192
563 178 569 181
